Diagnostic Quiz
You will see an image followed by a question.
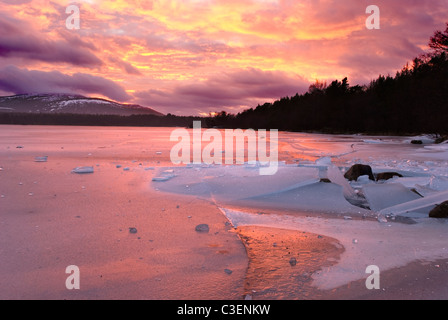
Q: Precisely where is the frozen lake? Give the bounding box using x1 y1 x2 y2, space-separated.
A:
1 125 448 299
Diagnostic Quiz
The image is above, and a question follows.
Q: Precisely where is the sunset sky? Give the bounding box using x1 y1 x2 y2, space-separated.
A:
0 0 447 115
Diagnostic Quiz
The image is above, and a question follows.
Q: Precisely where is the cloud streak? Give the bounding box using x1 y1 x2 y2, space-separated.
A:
0 65 131 102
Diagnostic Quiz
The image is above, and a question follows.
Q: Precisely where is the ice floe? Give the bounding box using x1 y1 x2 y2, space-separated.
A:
71 166 94 174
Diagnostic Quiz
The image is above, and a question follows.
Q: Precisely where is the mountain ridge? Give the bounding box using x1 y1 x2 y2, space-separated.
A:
0 93 163 116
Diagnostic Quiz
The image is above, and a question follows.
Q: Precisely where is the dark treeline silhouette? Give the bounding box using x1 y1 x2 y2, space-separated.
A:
207 24 448 135
0 112 202 127
1 24 447 135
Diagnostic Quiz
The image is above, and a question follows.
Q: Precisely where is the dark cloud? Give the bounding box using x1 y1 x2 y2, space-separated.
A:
0 36 103 67
0 65 131 102
0 14 102 67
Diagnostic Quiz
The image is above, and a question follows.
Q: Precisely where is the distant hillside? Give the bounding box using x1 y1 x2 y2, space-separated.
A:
0 94 163 116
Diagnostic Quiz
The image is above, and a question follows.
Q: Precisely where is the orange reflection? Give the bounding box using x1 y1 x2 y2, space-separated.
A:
237 225 344 300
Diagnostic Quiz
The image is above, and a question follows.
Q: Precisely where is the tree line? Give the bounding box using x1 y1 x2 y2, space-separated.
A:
0 112 201 128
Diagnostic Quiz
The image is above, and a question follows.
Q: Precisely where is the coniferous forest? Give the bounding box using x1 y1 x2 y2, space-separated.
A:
1 23 448 135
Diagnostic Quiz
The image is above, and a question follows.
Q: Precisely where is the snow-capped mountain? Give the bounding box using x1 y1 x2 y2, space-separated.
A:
0 94 163 116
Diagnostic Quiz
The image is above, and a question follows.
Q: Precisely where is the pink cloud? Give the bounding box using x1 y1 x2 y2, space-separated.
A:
134 68 309 115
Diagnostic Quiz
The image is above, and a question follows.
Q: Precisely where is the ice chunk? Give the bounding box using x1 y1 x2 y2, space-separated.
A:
406 135 435 144
379 190 448 216
363 183 421 212
315 156 332 166
326 165 357 198
387 176 432 189
71 166 94 174
356 175 371 184
376 213 389 223
363 139 387 144
152 176 173 182
34 156 48 162
429 176 448 191
413 185 439 197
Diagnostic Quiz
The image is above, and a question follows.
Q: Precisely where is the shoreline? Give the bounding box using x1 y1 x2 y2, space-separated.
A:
0 123 440 140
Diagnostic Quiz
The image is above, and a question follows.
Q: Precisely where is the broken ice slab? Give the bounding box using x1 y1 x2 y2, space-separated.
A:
379 189 448 216
202 166 320 202
239 180 372 216
71 166 94 174
152 176 174 182
428 176 448 191
363 183 422 212
34 156 48 162
315 156 332 166
300 157 358 198
326 165 357 199
385 176 432 189
413 184 440 197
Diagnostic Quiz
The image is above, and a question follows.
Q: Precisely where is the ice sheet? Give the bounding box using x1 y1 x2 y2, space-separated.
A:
363 183 422 212
379 190 448 216
152 164 372 215
153 165 320 202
